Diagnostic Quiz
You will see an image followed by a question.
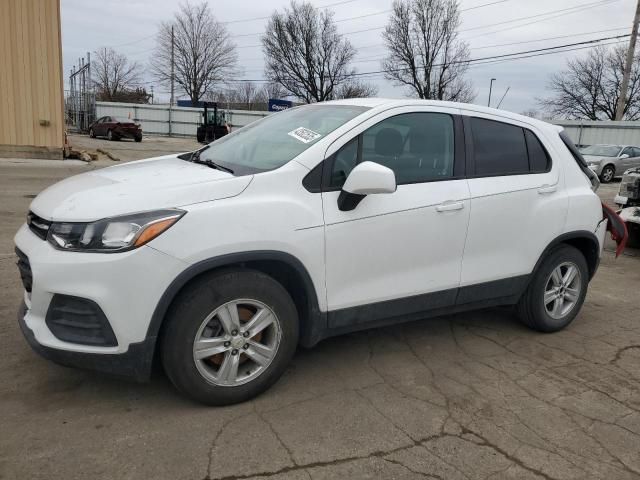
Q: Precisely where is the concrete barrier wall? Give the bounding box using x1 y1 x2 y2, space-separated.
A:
95 102 270 137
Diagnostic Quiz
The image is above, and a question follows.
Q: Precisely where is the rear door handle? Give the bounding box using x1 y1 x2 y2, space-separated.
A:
436 201 465 212
538 184 557 194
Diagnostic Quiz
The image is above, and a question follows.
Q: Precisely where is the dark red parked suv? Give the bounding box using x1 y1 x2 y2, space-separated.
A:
89 116 143 142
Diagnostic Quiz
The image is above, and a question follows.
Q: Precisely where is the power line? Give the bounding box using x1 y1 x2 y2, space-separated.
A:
230 0 514 39
217 34 632 83
466 0 620 38
461 0 616 32
221 0 359 24
344 26 631 64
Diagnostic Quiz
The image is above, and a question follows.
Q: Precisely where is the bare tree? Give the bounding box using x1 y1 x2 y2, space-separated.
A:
539 45 640 120
382 0 475 102
151 1 238 104
262 1 362 103
332 79 379 99
256 82 289 102
93 47 142 101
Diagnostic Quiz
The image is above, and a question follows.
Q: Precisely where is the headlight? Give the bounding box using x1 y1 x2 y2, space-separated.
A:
47 209 185 252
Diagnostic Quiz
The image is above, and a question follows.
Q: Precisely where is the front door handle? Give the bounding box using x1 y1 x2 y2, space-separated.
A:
538 184 557 194
436 201 464 212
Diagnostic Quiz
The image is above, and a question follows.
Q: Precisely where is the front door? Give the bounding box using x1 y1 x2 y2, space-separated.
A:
321 107 471 328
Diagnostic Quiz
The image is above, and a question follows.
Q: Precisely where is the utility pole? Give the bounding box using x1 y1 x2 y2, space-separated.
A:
169 25 175 136
488 78 496 107
615 0 640 120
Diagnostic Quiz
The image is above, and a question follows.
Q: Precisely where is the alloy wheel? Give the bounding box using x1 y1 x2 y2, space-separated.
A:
192 299 281 387
544 262 582 320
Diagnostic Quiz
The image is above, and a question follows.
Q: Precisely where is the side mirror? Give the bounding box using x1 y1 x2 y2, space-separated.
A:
621 153 630 159
338 161 397 211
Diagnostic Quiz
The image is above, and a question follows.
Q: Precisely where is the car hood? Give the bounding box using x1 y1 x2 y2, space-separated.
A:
582 155 609 163
30 154 253 222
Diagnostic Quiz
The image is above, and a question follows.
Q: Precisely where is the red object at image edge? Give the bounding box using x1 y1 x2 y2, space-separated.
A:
602 203 628 257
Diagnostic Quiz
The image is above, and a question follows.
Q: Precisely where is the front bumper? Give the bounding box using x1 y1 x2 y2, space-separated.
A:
14 223 188 379
18 301 154 381
588 164 603 175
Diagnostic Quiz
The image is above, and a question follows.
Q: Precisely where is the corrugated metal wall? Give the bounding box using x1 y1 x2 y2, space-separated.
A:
96 102 270 136
553 120 640 147
0 0 64 158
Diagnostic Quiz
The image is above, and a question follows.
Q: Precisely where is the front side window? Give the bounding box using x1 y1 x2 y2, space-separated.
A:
329 112 455 187
621 147 634 157
199 104 368 175
471 118 529 176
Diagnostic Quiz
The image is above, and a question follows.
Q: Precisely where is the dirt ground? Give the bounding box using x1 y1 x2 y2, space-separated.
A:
1 135 639 480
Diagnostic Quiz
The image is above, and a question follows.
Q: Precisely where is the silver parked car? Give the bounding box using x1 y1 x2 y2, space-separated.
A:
580 144 640 183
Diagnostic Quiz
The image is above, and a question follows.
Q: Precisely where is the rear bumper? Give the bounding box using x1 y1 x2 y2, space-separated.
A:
18 301 155 381
114 127 141 139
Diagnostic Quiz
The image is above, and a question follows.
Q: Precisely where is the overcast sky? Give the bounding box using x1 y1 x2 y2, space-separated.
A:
61 0 636 114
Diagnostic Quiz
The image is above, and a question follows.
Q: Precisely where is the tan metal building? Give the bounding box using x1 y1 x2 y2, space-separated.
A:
0 0 65 159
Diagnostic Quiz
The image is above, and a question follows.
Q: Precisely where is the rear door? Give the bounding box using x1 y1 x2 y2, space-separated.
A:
321 106 471 326
459 114 567 302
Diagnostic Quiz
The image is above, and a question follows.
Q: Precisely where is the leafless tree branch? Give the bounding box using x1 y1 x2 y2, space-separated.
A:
538 45 640 120
262 1 371 103
151 1 238 104
93 47 142 101
382 0 475 102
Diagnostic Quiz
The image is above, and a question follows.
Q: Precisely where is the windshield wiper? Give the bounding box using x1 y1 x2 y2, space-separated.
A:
187 147 235 174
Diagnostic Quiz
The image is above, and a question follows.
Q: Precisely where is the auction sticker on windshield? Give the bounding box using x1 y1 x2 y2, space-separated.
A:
288 127 322 144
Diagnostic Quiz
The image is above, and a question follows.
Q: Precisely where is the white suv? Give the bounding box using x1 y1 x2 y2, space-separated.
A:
15 99 611 405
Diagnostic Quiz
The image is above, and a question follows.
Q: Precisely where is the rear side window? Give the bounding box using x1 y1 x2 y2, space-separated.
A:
525 130 551 173
471 118 529 176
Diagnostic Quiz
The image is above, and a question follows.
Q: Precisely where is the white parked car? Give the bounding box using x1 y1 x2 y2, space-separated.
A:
580 144 640 183
16 99 613 405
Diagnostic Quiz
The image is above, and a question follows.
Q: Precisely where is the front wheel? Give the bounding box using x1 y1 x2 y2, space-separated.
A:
161 269 299 405
517 245 588 332
107 129 114 141
600 165 615 183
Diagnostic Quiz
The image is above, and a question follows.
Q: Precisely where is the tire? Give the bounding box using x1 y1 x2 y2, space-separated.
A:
107 129 114 141
600 164 615 183
161 269 299 405
89 128 95 138
517 245 589 332
135 134 142 143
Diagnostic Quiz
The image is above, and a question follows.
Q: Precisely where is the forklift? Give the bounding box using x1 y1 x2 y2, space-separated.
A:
196 102 230 144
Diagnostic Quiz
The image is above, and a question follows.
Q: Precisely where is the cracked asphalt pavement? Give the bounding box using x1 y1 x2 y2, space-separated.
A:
1 137 639 480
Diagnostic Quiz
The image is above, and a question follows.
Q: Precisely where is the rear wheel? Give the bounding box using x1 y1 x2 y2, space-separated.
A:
517 245 588 332
89 128 95 138
161 269 299 405
600 164 615 183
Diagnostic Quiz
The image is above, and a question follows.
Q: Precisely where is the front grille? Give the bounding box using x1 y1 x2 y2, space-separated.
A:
27 211 52 240
46 295 118 347
15 248 32 293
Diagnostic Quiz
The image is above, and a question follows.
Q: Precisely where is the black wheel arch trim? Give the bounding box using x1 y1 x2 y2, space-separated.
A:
146 250 326 355
531 230 600 281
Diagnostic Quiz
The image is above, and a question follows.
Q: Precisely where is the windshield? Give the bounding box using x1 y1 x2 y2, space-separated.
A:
580 145 621 157
199 104 369 174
